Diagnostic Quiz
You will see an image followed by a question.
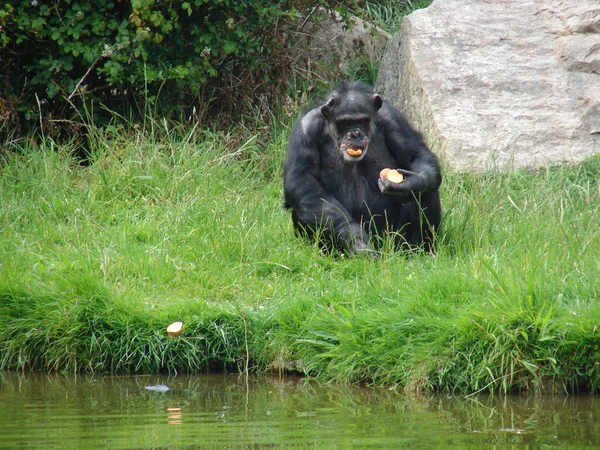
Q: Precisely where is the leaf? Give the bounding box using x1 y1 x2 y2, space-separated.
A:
222 40 237 55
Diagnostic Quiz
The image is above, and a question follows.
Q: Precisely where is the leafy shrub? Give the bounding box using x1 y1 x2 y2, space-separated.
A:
0 0 355 138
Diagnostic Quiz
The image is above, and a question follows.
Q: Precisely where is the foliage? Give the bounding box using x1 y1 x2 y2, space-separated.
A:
360 0 433 34
0 0 356 136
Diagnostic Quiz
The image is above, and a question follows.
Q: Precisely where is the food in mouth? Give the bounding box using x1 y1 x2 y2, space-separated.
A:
379 168 405 183
346 148 363 157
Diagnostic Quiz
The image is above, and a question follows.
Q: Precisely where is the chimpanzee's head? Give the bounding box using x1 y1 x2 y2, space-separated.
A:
320 82 383 162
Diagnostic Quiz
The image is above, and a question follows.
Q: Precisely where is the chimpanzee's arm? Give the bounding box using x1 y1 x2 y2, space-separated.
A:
283 110 369 253
376 102 442 202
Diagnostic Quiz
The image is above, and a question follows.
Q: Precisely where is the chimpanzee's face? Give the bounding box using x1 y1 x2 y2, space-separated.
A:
321 92 383 162
334 115 371 161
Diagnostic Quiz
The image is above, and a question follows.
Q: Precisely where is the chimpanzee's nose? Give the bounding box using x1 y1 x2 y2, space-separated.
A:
349 130 361 139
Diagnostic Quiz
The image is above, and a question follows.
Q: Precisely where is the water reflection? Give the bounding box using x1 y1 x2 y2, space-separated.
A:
167 406 183 425
0 372 599 448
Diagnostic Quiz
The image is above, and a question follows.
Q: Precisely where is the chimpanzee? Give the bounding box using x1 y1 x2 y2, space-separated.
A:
283 81 442 254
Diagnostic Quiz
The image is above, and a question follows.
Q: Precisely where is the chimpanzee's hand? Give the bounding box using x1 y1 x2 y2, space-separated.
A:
378 169 426 203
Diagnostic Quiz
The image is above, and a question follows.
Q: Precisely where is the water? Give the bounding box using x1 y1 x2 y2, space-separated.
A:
1 372 599 449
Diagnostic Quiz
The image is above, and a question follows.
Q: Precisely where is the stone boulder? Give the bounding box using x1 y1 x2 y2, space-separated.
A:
376 0 600 171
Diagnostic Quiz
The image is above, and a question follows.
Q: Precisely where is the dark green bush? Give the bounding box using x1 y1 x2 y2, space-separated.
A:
0 0 354 138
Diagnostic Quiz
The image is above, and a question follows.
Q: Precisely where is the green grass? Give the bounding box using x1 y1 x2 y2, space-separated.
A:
1 120 600 394
360 0 434 34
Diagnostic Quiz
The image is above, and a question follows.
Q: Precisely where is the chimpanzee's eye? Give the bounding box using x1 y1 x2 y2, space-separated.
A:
338 119 369 130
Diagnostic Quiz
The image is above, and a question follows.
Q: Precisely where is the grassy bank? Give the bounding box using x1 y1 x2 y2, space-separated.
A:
1 123 600 394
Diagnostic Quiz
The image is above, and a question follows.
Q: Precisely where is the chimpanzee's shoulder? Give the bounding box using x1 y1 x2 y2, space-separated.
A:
377 101 408 123
293 107 326 138
375 101 425 143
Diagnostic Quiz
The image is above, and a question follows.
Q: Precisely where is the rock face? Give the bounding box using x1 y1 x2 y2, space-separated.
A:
376 0 600 171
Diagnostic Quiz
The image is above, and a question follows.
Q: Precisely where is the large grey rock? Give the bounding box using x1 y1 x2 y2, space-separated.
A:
376 0 600 171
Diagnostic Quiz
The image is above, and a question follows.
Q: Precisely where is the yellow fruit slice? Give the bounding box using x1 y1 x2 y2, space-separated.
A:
387 169 404 183
380 168 404 183
346 148 363 156
167 321 183 337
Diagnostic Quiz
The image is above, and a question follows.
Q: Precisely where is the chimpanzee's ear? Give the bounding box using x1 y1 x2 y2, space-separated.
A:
320 97 337 119
372 94 383 111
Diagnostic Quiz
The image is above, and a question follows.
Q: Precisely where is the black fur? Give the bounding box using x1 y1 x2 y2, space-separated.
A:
283 81 442 254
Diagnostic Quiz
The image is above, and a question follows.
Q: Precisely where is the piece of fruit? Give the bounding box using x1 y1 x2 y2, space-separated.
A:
167 321 183 337
380 168 404 184
346 148 363 157
387 169 404 183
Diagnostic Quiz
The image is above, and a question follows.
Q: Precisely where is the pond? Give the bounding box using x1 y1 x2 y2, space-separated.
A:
1 372 599 449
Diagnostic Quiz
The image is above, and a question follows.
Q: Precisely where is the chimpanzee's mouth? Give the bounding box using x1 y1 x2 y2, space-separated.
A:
340 139 368 160
346 148 363 157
